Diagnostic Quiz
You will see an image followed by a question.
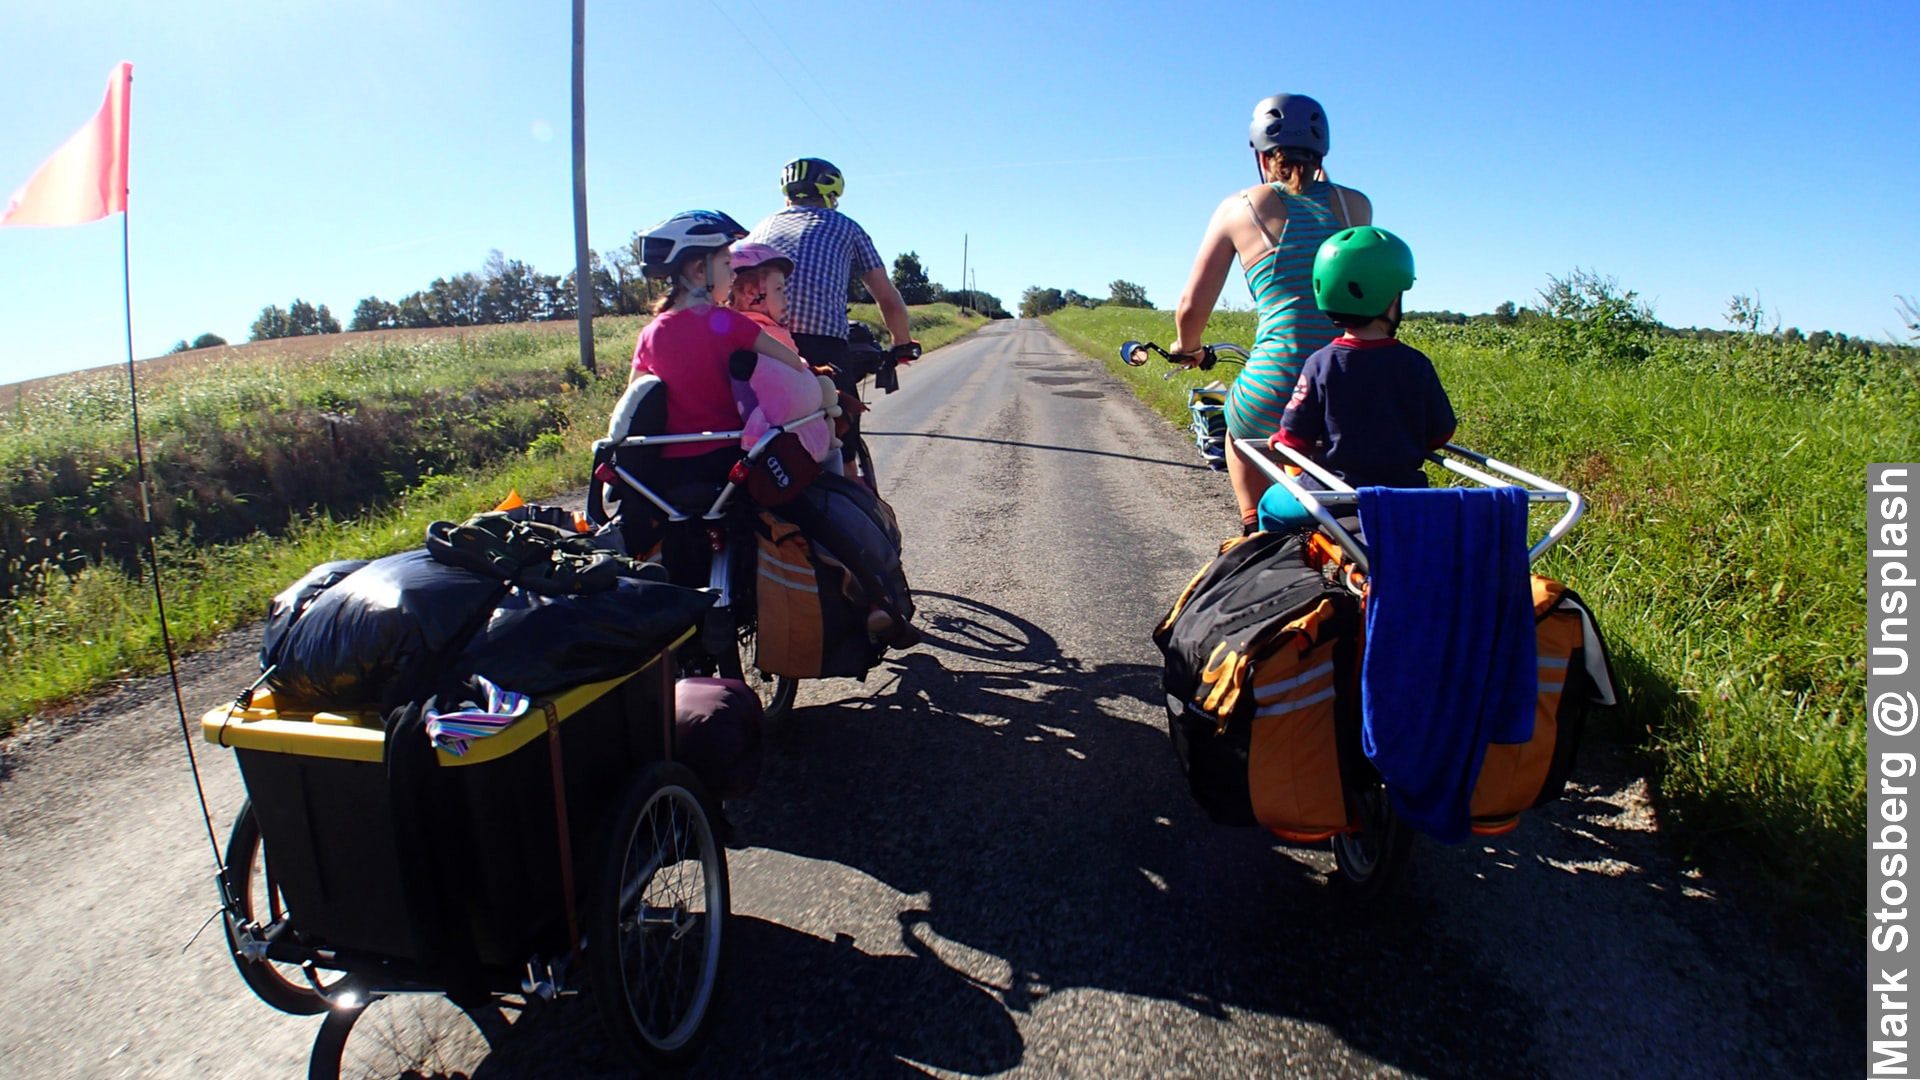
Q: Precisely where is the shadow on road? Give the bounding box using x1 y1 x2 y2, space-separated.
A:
416 592 1844 1078
713 592 1540 1077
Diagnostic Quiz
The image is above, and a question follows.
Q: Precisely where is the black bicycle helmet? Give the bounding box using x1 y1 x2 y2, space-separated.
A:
1248 93 1329 157
781 158 845 207
638 210 748 279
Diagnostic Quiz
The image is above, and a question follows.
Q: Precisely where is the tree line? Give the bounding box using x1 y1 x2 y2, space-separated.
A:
164 236 1012 351
1017 280 1152 318
1403 269 1914 355
879 251 1010 318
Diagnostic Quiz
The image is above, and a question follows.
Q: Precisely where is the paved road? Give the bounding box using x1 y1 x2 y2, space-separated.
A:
0 320 1853 1078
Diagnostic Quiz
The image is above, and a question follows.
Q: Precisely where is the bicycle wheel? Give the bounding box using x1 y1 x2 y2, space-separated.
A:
587 762 730 1070
725 614 798 723
223 800 348 1016
306 994 505 1080
1329 781 1412 897
718 526 798 722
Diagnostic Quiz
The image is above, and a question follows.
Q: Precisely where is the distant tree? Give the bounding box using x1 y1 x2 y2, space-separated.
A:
1492 300 1520 327
426 274 485 326
1061 289 1098 309
1106 279 1151 309
558 257 619 321
850 267 874 304
396 291 436 328
1807 329 1831 351
605 234 659 315
891 252 936 305
939 284 1008 317
536 273 572 321
350 296 399 332
250 304 292 341
191 332 227 349
587 252 621 315
168 339 191 354
1019 286 1066 318
481 252 542 324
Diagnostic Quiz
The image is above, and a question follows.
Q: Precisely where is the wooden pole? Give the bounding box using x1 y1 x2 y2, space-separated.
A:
570 0 596 374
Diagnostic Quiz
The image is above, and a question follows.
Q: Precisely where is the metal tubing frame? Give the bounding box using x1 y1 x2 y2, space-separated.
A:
595 408 829 524
1236 437 1586 572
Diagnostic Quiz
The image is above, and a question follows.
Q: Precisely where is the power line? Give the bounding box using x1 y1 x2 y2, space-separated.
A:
706 0 858 155
738 0 879 157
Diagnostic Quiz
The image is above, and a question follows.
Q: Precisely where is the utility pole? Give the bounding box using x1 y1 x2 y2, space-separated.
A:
960 233 969 314
570 0 596 375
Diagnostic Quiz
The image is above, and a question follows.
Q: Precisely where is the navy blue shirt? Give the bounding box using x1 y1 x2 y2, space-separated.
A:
1277 336 1456 489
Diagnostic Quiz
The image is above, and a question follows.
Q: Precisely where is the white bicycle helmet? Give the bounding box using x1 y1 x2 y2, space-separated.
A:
639 210 748 279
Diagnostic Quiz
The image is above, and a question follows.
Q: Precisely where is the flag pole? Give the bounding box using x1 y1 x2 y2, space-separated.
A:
116 129 222 868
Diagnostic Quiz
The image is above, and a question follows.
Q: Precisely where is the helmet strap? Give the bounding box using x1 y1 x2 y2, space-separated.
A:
684 252 717 305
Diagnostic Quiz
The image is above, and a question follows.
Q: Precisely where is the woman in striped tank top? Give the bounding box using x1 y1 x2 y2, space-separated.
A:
1168 93 1372 531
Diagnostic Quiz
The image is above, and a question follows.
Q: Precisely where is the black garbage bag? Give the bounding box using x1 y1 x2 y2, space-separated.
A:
456 577 715 698
260 559 368 673
266 550 508 711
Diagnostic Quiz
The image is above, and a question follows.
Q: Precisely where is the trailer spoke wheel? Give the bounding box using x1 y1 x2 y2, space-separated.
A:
307 994 503 1080
223 800 348 1016
589 763 730 1068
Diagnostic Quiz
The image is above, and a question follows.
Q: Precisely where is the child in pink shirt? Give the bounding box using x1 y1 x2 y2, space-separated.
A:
629 211 811 484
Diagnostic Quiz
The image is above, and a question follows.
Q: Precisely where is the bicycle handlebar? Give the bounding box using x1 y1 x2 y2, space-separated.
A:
1119 340 1249 379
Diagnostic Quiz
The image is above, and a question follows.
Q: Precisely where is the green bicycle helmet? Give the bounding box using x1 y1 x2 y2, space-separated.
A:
1312 226 1415 318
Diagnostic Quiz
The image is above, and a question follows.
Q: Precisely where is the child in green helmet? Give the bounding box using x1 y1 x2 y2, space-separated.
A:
1259 226 1456 530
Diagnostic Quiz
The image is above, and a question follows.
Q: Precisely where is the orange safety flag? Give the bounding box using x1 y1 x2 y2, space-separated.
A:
1 62 133 228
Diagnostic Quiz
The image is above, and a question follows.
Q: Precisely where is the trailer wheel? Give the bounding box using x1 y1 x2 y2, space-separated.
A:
587 762 730 1068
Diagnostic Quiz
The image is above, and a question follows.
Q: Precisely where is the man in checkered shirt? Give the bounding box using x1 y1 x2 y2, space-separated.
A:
745 157 916 389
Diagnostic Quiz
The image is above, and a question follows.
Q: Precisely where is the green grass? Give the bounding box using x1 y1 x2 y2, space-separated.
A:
1048 304 1901 917
0 304 983 730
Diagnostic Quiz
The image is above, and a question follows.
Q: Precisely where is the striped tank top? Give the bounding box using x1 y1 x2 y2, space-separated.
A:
1227 180 1346 441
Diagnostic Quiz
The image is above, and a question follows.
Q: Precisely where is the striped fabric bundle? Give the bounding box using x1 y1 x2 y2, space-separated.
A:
425 675 532 756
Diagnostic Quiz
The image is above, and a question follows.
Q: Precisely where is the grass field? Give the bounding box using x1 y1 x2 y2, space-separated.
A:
0 304 983 730
1048 304 1910 916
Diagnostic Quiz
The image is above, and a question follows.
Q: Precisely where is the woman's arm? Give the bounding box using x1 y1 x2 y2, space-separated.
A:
753 330 810 371
1169 196 1241 357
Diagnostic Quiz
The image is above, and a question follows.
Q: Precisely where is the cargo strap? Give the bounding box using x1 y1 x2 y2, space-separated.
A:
541 700 581 959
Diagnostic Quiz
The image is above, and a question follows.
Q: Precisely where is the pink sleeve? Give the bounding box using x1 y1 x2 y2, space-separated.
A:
708 308 762 351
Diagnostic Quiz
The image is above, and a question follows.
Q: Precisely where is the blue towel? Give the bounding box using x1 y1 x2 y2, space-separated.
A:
1356 486 1537 843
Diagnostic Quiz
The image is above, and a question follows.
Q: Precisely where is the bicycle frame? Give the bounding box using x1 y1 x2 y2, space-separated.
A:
1237 437 1587 577
590 410 827 639
595 410 822 523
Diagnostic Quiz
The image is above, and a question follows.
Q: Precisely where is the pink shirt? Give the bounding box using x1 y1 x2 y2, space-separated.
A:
738 309 797 351
631 305 763 458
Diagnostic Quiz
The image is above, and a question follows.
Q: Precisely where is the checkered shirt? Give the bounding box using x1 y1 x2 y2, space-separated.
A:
744 206 884 339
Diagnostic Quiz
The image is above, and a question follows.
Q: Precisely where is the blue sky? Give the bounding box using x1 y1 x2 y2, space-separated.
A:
1 0 1915 385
